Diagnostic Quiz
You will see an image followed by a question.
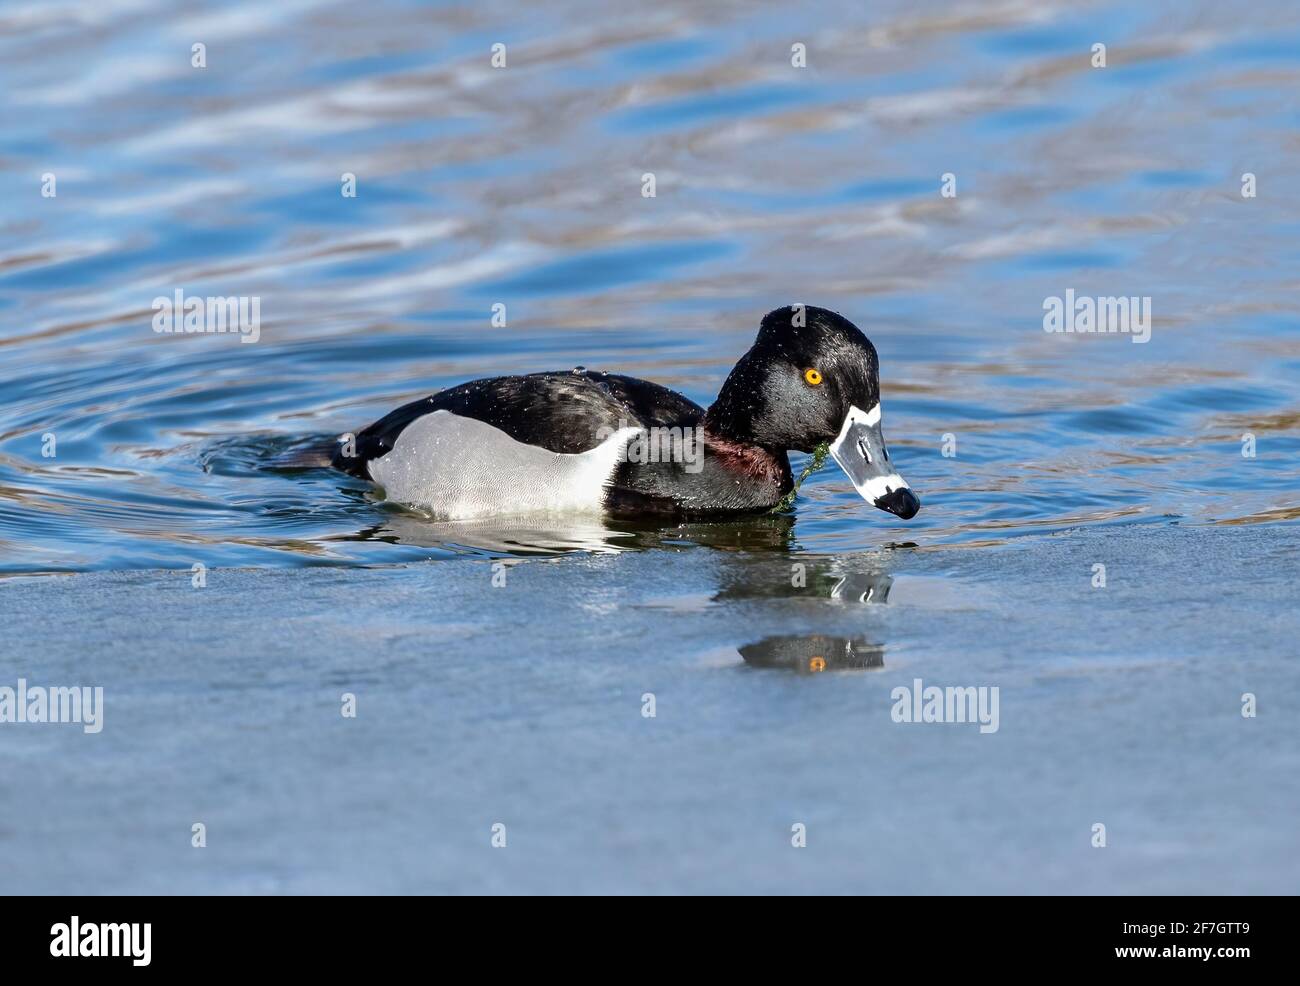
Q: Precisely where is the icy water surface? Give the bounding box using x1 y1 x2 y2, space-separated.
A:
6 523 1300 893
1 0 1298 893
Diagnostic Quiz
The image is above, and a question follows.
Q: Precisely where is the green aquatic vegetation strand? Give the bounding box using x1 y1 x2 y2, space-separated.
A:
771 441 831 513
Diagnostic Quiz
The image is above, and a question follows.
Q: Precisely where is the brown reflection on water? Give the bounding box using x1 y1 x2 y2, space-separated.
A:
739 634 885 673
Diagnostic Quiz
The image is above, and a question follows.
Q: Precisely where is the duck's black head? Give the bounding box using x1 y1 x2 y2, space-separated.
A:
706 306 920 520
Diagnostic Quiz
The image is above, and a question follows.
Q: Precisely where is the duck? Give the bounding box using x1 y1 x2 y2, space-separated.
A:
332 305 920 521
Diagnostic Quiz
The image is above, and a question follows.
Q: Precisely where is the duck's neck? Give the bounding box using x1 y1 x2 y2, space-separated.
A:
701 422 793 497
703 383 794 501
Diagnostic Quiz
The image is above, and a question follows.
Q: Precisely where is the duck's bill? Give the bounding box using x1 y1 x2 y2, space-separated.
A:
828 404 920 520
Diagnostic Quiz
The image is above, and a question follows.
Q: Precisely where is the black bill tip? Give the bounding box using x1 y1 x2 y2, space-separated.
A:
874 486 920 520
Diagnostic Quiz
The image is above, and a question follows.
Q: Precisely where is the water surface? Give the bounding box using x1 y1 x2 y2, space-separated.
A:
1 0 1298 894
3 0 1298 571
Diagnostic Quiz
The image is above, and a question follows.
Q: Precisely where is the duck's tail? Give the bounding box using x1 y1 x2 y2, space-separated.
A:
268 433 340 470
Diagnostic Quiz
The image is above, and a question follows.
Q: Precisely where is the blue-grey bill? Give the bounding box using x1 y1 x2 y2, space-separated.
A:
828 404 920 520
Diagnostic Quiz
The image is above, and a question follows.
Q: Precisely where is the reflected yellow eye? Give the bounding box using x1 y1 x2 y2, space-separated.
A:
804 368 823 386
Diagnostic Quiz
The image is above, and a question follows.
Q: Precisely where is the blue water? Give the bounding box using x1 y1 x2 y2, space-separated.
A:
1 0 1298 893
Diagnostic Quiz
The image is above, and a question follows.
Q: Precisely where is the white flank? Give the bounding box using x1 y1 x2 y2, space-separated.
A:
367 410 641 519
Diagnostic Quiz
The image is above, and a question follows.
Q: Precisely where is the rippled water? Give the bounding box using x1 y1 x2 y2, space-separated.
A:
4 0 1298 574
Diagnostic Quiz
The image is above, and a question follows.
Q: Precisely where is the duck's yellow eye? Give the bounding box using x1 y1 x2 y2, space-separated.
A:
804 368 823 386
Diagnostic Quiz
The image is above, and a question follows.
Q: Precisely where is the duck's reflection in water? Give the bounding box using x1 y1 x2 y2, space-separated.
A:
739 634 885 673
829 570 893 604
348 510 798 556
357 512 631 556
713 559 894 603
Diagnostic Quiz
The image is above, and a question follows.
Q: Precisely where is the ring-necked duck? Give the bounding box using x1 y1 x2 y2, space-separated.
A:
332 305 920 521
